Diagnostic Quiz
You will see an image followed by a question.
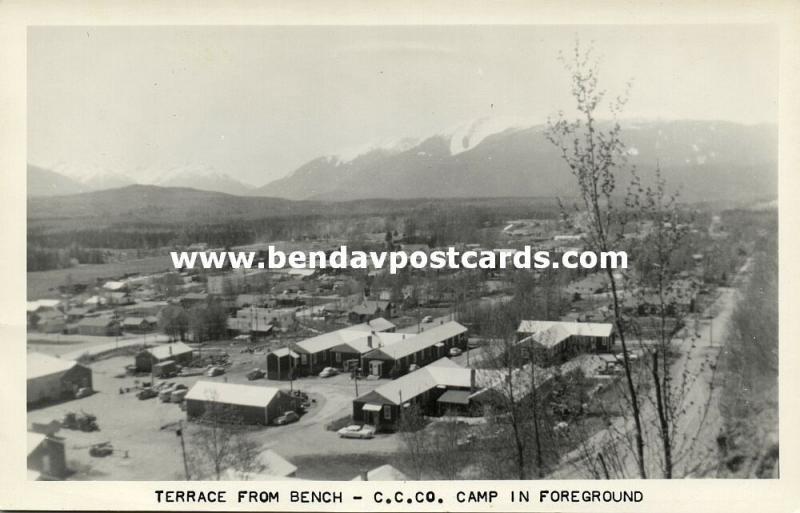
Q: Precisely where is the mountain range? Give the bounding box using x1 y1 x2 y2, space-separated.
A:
28 119 777 203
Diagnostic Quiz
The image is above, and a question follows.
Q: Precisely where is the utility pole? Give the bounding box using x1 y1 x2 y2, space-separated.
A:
176 420 190 480
710 315 714 347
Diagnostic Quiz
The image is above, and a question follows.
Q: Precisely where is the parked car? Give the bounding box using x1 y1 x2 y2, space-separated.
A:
158 387 175 402
75 387 93 399
170 389 188 403
246 368 265 380
615 351 639 362
61 411 99 432
89 442 113 457
137 388 158 400
337 424 376 439
318 367 339 378
274 411 300 425
206 366 225 377
421 315 433 323
449 347 463 357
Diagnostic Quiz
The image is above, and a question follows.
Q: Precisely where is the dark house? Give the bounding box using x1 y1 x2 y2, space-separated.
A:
185 381 298 425
27 432 68 480
27 353 93 405
76 316 120 336
348 300 392 324
361 321 468 378
352 358 474 432
121 316 157 333
134 342 194 372
265 347 300 380
280 317 396 376
516 320 615 366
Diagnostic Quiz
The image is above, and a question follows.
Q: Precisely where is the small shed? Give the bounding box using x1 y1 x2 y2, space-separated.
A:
135 342 194 372
152 360 178 378
27 432 67 480
265 347 300 380
77 316 120 336
122 316 157 333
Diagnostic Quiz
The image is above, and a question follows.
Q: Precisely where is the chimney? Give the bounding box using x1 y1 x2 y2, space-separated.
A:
360 470 369 481
367 335 373 349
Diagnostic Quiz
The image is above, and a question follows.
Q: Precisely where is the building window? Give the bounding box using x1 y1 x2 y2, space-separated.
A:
335 352 342 363
383 405 392 420
300 354 308 365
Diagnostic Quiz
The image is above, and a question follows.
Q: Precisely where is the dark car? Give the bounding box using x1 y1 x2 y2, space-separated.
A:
246 368 266 380
274 411 300 425
89 442 113 457
137 388 158 400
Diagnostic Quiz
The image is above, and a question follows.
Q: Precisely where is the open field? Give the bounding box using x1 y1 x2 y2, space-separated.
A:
27 255 173 299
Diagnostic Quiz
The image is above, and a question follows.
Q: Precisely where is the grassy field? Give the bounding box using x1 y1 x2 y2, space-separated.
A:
27 255 173 299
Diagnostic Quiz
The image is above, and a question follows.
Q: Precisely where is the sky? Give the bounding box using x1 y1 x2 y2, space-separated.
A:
28 25 778 187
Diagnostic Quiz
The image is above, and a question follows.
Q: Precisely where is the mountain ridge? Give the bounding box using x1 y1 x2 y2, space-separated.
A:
28 119 776 202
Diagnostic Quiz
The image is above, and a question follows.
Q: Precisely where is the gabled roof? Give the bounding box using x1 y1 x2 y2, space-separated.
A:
531 324 572 349
186 381 282 408
271 347 299 358
27 352 80 380
143 342 193 360
254 449 297 477
330 332 408 355
517 320 613 340
348 317 395 333
27 299 62 312
66 306 92 316
351 464 408 481
36 310 65 322
294 329 362 354
349 300 390 315
365 321 467 361
77 315 117 327
103 281 127 291
122 317 152 326
27 432 47 456
361 357 471 406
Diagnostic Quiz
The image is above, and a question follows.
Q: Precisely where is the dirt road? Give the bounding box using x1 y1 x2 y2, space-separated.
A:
551 259 752 478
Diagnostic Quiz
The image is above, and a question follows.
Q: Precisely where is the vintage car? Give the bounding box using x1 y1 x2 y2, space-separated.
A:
337 424 376 439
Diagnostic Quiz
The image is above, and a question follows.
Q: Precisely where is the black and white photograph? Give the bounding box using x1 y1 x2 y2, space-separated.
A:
20 22 781 484
0 3 794 510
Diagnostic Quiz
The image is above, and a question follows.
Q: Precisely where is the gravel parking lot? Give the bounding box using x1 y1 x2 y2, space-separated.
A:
27 352 404 480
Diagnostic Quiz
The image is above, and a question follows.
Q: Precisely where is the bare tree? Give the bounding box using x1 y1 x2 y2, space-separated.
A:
545 40 647 477
397 401 429 480
187 396 263 480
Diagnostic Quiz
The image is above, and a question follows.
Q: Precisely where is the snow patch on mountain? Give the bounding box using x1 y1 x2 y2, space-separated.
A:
333 136 420 165
442 116 539 156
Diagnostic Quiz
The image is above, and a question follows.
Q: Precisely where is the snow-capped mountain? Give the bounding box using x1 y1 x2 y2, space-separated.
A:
442 116 539 156
256 118 777 202
27 164 89 197
143 165 254 196
27 163 255 197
